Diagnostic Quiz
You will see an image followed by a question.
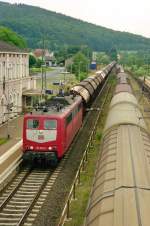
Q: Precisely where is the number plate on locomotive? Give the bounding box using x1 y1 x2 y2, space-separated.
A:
38 135 44 140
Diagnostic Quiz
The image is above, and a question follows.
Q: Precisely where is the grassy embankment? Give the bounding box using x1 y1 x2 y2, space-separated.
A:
125 65 150 79
0 138 8 145
30 67 54 74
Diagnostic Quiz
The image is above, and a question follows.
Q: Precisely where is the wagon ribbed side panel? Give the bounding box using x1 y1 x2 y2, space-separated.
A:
79 81 95 96
85 125 150 226
71 86 90 103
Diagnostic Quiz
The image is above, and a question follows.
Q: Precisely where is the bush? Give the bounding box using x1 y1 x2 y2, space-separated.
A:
78 72 87 81
29 55 37 68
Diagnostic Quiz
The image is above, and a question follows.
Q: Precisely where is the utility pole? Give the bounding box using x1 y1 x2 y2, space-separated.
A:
41 37 45 92
43 63 47 91
71 63 73 75
6 65 12 139
2 61 6 92
78 62 82 82
147 62 149 77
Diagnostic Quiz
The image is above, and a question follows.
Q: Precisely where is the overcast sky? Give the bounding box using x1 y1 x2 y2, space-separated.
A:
2 0 150 38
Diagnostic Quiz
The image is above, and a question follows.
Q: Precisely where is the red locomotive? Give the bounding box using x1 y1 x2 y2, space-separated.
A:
23 96 83 164
23 62 116 165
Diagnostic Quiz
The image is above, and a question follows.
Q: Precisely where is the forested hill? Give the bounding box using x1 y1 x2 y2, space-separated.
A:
0 1 150 51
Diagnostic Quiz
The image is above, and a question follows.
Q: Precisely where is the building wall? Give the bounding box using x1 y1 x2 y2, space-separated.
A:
0 52 35 124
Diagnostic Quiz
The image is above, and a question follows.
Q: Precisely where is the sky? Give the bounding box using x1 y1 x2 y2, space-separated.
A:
1 0 150 38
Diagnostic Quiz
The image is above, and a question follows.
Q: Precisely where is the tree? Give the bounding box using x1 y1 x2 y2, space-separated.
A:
0 26 27 48
80 45 92 59
36 59 43 68
29 55 37 68
1 2 150 52
72 52 89 80
97 52 110 65
108 47 118 61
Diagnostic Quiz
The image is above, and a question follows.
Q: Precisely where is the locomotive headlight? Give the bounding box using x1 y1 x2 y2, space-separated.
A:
30 146 33 150
48 146 52 150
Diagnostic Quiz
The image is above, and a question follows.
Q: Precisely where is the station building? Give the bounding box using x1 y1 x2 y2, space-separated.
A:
0 41 38 124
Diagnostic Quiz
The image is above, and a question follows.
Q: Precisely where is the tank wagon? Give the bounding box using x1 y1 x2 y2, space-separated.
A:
23 62 116 164
116 64 124 73
115 72 132 94
85 70 150 226
71 62 116 103
116 72 128 84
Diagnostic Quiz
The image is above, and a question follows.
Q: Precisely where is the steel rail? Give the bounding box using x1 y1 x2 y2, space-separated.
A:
17 171 52 226
0 168 32 211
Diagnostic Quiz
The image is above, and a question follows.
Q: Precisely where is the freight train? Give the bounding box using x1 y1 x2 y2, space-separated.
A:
84 69 150 226
22 62 116 165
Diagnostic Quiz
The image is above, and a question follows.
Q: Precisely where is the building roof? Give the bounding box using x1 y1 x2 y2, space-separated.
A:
45 55 55 61
33 49 51 58
33 49 54 59
0 40 28 53
33 49 45 58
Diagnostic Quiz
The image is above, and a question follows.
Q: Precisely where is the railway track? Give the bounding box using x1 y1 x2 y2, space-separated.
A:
0 153 69 226
0 168 52 226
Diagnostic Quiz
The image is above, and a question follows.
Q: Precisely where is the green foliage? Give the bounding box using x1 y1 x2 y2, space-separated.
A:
29 55 37 67
119 51 147 67
30 66 53 74
0 138 8 145
36 58 43 68
96 132 102 141
97 52 110 64
55 45 92 64
0 26 26 48
119 51 150 77
108 47 118 61
71 52 89 80
0 2 150 51
79 72 87 81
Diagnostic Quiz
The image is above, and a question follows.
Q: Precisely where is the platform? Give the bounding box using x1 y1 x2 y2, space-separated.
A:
0 116 23 156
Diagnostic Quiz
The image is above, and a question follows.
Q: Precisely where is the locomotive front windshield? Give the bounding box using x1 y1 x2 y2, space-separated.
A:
26 119 57 143
44 120 57 130
27 119 39 129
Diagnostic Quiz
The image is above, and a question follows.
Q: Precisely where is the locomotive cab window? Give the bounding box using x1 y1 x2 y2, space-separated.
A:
44 119 57 130
66 113 72 125
27 119 39 129
78 103 82 112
